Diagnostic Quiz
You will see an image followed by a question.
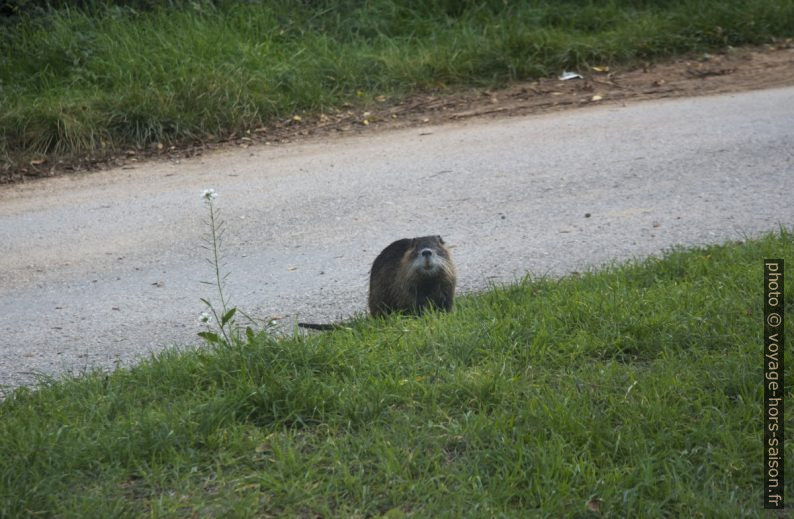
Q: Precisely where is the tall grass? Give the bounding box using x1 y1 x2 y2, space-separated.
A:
1 0 793 164
1 231 792 516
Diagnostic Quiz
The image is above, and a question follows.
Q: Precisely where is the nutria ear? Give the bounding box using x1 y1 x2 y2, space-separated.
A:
411 238 417 246
437 235 444 244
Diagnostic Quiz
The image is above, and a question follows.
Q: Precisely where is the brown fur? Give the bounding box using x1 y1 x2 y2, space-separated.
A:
298 235 456 330
368 235 457 317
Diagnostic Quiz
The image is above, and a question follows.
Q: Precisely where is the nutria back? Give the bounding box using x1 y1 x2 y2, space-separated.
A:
368 235 457 317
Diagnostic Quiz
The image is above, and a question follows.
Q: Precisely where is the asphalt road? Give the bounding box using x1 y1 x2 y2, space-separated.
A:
2 87 793 390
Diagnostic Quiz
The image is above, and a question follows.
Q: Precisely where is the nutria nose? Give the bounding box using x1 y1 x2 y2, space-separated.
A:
421 249 433 258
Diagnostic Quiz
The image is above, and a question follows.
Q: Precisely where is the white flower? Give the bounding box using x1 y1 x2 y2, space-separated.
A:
199 312 211 324
202 189 217 201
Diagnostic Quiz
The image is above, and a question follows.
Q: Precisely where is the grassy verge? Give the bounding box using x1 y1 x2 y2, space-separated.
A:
2 0 794 168
1 231 792 517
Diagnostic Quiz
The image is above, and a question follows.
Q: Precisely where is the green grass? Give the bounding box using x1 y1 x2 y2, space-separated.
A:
2 0 794 167
1 230 792 517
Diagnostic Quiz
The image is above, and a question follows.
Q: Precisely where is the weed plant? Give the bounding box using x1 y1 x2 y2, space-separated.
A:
197 188 239 346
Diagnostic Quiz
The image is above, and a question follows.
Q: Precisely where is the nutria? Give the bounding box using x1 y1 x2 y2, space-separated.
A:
368 235 456 316
298 235 457 330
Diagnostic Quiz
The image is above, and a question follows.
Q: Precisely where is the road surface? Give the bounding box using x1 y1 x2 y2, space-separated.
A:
1 87 793 390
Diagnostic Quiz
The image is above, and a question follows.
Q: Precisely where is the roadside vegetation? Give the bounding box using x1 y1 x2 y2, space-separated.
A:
1 230 791 516
2 0 794 170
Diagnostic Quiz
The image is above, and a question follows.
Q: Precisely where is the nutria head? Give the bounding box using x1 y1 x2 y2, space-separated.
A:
402 235 453 279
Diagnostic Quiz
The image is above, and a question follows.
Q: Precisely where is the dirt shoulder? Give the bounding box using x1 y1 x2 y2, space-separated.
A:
3 43 793 184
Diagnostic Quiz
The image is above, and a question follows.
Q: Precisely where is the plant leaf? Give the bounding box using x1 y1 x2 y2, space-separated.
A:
245 326 255 343
197 331 221 344
221 307 237 326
